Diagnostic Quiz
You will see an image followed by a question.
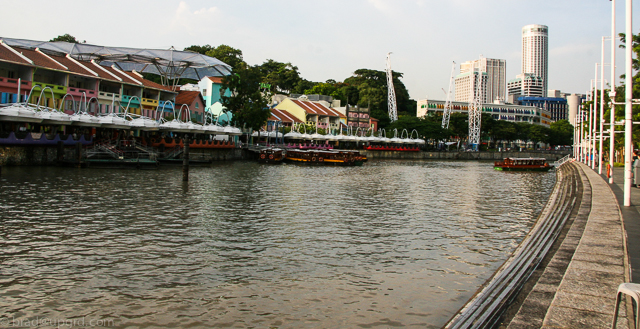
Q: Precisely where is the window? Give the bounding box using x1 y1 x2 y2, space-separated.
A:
195 102 199 109
203 89 207 96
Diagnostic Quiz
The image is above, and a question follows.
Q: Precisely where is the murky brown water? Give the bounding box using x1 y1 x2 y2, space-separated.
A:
0 160 555 328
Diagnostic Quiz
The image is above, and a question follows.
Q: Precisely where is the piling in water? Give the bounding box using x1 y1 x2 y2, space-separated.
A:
183 136 189 181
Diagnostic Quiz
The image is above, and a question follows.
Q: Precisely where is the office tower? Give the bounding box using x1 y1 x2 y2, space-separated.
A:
522 24 549 94
460 58 506 103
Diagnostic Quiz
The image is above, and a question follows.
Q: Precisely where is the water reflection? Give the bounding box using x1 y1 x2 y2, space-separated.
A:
0 160 555 328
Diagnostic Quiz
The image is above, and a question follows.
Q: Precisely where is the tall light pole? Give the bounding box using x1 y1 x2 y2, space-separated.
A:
624 0 633 206
593 65 599 170
580 109 585 162
599 37 606 175
610 0 617 184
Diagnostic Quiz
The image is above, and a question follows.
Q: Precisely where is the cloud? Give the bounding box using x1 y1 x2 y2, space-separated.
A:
367 0 393 13
170 1 219 33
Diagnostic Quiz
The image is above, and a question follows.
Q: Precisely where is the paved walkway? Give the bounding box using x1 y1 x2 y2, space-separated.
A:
508 161 631 328
603 166 640 283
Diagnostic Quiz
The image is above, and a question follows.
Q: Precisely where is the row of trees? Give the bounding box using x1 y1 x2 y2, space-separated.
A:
182 44 416 130
386 114 573 149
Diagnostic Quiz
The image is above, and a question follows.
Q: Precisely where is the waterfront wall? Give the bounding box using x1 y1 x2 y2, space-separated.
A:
361 150 570 161
0 145 247 166
0 144 569 166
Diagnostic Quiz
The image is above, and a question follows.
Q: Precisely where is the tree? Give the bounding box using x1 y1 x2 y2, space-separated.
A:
205 45 245 70
184 44 214 55
343 68 415 127
549 119 573 146
220 64 271 131
489 120 518 149
448 113 469 140
529 125 550 149
257 60 302 94
50 34 80 43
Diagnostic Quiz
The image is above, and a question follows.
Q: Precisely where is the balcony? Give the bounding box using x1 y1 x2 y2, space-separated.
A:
67 87 97 98
121 95 140 108
32 82 67 95
158 100 174 110
141 97 159 107
0 77 31 92
98 91 121 101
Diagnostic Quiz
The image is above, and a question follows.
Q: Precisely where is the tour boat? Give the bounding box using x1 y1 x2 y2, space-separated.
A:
258 148 285 164
284 149 363 166
494 157 553 171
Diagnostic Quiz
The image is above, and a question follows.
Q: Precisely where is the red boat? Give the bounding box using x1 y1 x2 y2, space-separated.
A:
494 158 553 171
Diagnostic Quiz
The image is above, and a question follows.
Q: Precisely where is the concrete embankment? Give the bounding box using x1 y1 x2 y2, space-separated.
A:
361 150 568 161
443 161 632 329
0 145 246 166
502 162 630 328
0 145 569 166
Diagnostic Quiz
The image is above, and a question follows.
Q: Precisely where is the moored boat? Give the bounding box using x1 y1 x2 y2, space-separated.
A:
284 149 363 166
494 157 553 171
258 148 285 164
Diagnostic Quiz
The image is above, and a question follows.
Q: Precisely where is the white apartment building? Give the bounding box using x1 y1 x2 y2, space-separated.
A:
522 24 549 94
507 73 545 98
460 58 506 102
454 71 488 103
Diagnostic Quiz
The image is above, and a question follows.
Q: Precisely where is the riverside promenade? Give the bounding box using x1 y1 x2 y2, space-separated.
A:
506 161 635 328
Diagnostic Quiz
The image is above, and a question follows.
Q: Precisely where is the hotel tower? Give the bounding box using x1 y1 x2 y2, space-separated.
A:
521 24 549 95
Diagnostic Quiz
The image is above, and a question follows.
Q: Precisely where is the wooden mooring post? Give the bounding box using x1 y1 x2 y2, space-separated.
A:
183 135 190 181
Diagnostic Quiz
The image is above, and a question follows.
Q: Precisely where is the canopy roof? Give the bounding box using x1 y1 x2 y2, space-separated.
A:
0 37 232 81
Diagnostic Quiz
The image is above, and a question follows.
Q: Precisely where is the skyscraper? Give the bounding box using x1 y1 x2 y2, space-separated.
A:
460 58 506 102
521 24 549 95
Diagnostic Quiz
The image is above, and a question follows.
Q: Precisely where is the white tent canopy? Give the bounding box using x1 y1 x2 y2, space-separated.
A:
0 37 233 81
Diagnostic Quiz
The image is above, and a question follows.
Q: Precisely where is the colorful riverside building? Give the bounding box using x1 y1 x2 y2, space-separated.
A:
416 98 552 127
274 96 347 130
198 76 232 120
0 40 178 120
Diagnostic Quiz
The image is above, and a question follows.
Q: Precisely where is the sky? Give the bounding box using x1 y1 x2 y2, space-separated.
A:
1 0 636 101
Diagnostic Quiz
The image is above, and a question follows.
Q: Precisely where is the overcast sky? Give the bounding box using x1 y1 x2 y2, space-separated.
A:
1 0 635 100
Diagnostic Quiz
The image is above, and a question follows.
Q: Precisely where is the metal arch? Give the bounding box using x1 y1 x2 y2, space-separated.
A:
442 61 456 129
386 52 398 122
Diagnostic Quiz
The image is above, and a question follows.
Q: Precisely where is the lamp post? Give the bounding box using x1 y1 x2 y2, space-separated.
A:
593 65 599 171
599 37 606 175
610 0 617 184
624 0 633 206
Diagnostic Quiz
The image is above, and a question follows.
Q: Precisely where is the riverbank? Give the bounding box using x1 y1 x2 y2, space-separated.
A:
444 160 634 328
0 144 569 166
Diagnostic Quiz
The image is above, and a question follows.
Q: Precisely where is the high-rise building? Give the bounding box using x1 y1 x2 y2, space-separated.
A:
521 24 549 94
460 58 506 102
454 71 488 103
507 73 545 99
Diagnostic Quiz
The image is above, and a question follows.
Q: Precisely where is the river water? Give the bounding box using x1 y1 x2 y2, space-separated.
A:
0 160 555 328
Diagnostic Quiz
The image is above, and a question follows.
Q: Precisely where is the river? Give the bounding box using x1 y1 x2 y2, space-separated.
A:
0 160 555 328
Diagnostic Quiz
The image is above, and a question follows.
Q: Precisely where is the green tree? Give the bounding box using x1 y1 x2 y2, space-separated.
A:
549 119 573 146
489 120 518 149
448 113 469 140
343 68 415 127
221 64 271 131
184 44 214 55
529 124 550 149
205 45 245 70
257 60 302 94
50 34 80 43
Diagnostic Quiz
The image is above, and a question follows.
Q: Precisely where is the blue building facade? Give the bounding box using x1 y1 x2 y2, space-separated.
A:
518 97 568 122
